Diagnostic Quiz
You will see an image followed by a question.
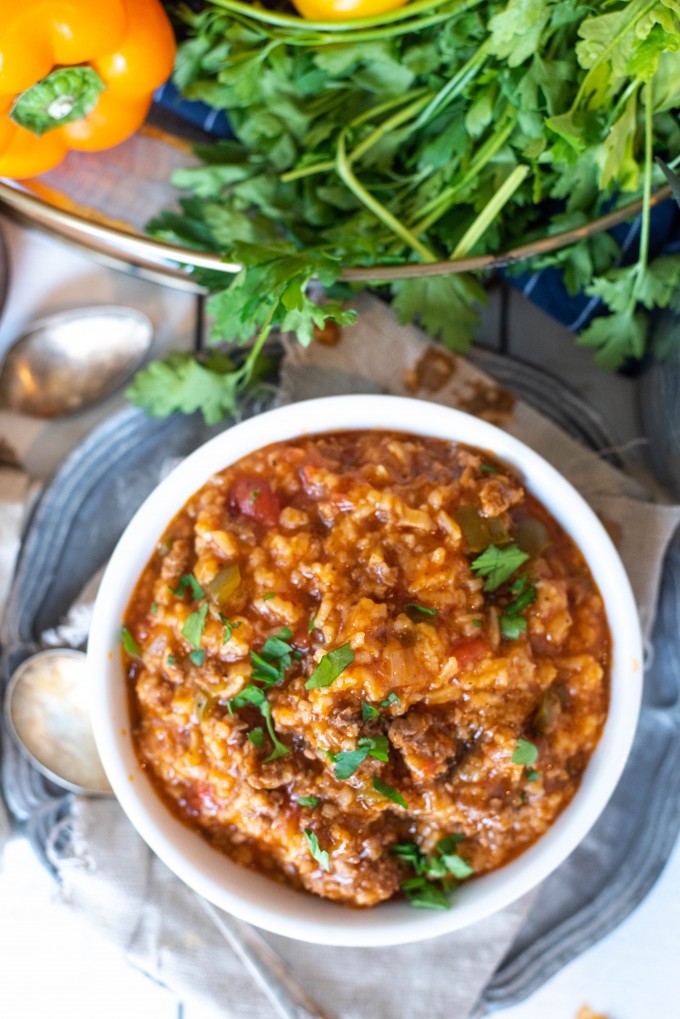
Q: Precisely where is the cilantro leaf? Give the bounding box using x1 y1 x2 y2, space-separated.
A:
305 644 354 690
182 603 209 649
303 829 330 871
471 544 530 592
362 701 380 721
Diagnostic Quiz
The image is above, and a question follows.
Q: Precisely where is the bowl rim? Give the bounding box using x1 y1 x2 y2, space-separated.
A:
88 394 643 947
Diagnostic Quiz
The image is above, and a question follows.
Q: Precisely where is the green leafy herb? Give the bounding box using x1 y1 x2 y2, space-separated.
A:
372 777 408 808
472 619 483 628
392 834 473 910
229 683 290 762
499 573 537 639
471 544 530 592
249 489 261 503
247 727 265 747
120 626 141 657
220 615 241 643
362 701 380 721
171 573 205 601
303 829 330 871
526 768 540 782
182 603 209 649
150 602 159 615
406 603 439 616
308 614 317 634
380 693 401 709
124 0 680 426
330 733 390 779
167 656 176 666
189 649 206 665
297 796 320 808
480 464 499 474
512 738 539 768
305 644 354 690
262 592 276 601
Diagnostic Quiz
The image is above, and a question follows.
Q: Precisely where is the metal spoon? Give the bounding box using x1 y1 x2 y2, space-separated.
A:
0 305 153 417
4 648 334 1019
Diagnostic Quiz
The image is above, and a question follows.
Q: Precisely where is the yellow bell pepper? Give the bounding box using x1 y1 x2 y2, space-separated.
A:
290 0 410 20
0 0 176 178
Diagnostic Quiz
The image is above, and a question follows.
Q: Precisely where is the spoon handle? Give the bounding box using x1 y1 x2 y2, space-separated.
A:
198 896 336 1019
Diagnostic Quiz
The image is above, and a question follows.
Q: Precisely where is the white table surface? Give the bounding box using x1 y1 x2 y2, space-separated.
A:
0 216 678 1019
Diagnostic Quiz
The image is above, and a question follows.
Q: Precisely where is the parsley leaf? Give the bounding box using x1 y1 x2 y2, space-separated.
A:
380 692 401 709
512 738 539 767
471 544 530 592
247 727 265 748
120 626 141 657
182 603 209 649
330 733 390 779
303 829 330 871
305 644 354 690
230 682 290 762
362 701 380 721
406 603 439 616
170 573 205 601
189 649 206 665
297 796 320 808
372 777 408 808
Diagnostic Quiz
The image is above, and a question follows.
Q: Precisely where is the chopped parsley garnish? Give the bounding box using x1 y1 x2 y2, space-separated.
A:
250 628 295 686
189 649 205 665
247 727 265 748
305 643 354 690
512 738 539 768
526 768 540 782
392 834 473 910
500 573 538 639
330 734 390 780
170 573 205 601
303 829 330 871
229 682 289 762
182 602 209 649
362 701 380 721
167 655 176 666
220 615 241 643
372 777 407 808
120 626 141 657
472 619 483 628
150 602 158 615
407 603 439 616
471 543 530 592
480 463 499 473
380 692 401 709
297 796 319 808
262 591 276 601
249 488 261 503
308 614 317 634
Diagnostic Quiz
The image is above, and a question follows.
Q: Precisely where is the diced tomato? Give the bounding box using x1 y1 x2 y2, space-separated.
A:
452 636 489 668
231 477 281 527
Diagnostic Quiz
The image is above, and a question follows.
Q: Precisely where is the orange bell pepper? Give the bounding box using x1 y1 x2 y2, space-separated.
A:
0 0 176 178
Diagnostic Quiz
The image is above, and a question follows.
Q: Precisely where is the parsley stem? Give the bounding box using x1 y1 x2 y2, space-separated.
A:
336 128 437 263
411 43 490 131
637 79 654 281
450 164 530 259
235 302 277 392
206 0 481 36
412 112 517 235
349 93 433 165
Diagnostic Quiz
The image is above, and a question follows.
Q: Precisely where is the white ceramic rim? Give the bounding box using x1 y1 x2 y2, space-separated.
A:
89 394 643 947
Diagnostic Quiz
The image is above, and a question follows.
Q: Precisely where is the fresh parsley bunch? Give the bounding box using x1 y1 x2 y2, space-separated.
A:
130 0 680 421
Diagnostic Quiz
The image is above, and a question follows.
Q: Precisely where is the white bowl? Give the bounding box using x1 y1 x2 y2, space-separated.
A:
89 394 643 947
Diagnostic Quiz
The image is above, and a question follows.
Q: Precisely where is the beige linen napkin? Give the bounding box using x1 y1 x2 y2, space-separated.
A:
49 295 680 1019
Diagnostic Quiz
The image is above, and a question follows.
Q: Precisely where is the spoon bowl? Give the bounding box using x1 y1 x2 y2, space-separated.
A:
4 648 112 796
0 305 153 418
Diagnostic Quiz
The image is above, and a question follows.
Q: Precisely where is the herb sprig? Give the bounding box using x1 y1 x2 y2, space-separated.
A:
392 835 473 910
126 0 680 426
